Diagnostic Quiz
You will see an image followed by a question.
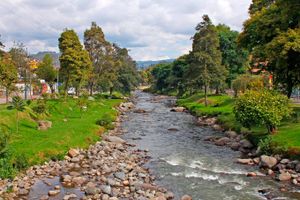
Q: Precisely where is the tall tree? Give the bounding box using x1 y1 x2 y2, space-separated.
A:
216 24 249 86
113 44 139 94
36 54 57 93
9 43 30 99
58 29 92 95
189 15 227 106
84 22 112 95
239 0 300 97
0 53 18 103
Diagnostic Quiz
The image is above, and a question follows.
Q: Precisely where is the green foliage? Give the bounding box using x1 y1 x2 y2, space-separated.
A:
216 24 249 86
0 127 9 157
96 113 115 129
58 29 92 94
36 54 57 93
239 0 300 97
234 90 291 133
258 136 288 156
0 53 18 102
232 74 265 96
0 156 16 179
32 99 48 118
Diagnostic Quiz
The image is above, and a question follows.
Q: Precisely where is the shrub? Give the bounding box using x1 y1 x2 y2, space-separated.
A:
258 136 288 156
232 74 264 97
0 156 15 179
13 153 29 170
32 99 47 115
96 114 115 129
234 89 291 133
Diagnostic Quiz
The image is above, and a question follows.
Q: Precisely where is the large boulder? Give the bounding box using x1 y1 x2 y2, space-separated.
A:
260 155 278 168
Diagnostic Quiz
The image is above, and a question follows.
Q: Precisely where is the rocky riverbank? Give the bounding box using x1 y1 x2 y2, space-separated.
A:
0 102 180 200
186 112 300 189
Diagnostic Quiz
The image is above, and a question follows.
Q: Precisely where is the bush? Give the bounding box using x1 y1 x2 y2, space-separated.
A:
96 114 115 129
258 136 288 156
32 99 47 115
0 128 9 156
0 156 15 179
234 89 291 133
232 74 264 97
13 153 29 170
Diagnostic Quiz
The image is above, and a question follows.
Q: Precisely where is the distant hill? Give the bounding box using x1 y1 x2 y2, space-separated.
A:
30 51 60 67
136 59 175 69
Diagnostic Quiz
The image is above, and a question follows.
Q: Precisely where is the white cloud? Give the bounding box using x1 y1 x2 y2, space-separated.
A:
0 0 251 61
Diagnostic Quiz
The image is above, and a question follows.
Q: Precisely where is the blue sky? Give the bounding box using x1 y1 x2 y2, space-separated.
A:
0 0 251 61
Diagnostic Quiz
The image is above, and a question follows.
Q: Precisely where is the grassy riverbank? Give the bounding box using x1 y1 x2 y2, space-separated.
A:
177 93 300 153
0 96 122 177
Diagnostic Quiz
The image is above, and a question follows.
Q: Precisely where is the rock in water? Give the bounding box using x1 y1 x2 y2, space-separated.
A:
278 172 292 181
170 107 185 112
181 195 192 200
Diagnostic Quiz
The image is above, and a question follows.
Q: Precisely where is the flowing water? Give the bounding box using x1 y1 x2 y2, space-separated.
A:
122 91 300 200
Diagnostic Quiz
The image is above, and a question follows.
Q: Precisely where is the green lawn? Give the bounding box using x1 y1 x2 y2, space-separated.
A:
177 93 300 153
0 97 122 165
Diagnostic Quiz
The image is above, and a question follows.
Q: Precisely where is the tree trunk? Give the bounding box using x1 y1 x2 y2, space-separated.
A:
109 87 113 96
5 88 9 103
204 84 208 107
89 83 93 96
16 111 19 134
215 85 220 95
287 81 293 99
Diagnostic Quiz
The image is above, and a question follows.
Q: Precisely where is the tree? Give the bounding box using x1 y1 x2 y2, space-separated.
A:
0 53 18 103
238 0 300 98
234 90 291 134
9 43 30 99
216 24 249 86
36 54 57 93
84 22 112 95
58 29 92 95
7 96 26 134
113 44 139 94
189 15 227 106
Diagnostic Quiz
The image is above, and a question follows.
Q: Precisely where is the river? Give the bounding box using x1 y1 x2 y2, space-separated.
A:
121 91 300 200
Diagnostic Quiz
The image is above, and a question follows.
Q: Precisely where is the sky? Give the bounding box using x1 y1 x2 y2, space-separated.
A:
0 0 252 61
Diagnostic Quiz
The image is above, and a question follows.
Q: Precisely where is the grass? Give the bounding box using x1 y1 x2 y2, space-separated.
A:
177 93 300 154
0 96 122 165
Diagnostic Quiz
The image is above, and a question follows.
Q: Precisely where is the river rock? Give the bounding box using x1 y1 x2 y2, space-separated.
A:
18 188 29 195
212 124 223 131
100 185 112 195
278 172 292 181
260 155 277 168
114 172 126 181
85 182 98 195
240 139 253 149
134 109 147 113
215 137 230 146
247 172 257 177
68 149 79 158
280 159 290 164
181 195 192 200
295 163 300 172
63 194 77 200
225 131 238 138
170 107 185 112
103 136 126 144
237 158 254 165
230 142 240 151
48 190 60 196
